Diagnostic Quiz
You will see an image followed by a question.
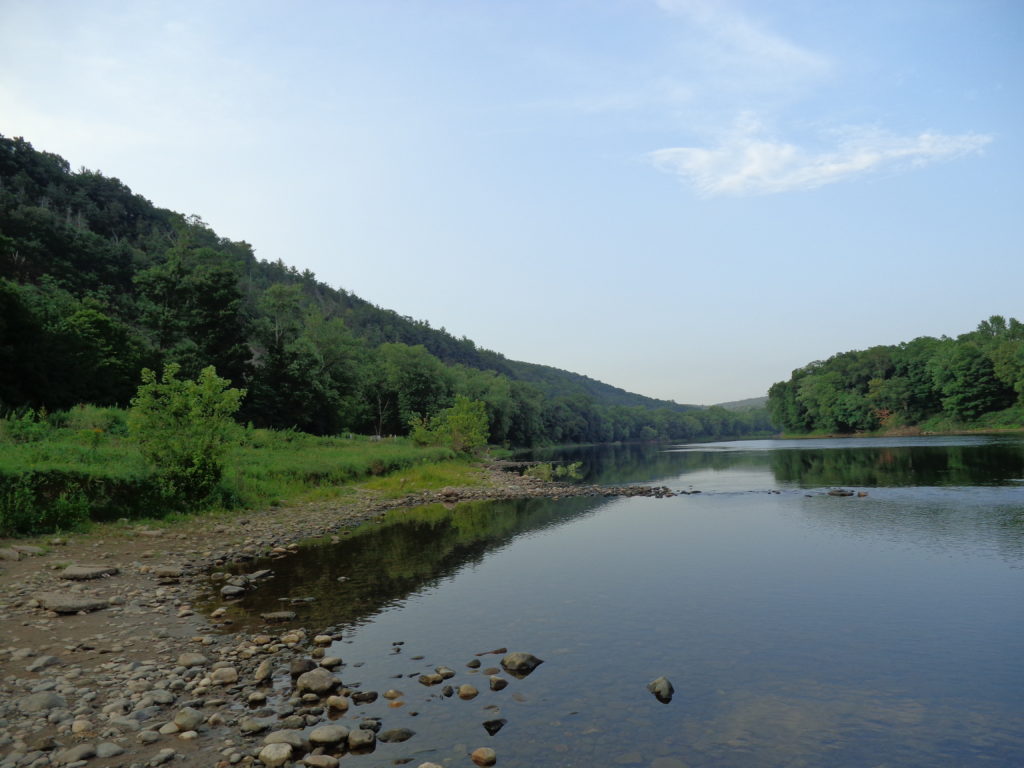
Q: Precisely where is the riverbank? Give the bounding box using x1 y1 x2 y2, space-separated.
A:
0 463 682 768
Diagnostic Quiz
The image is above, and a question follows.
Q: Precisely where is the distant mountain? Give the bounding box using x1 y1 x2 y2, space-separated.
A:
0 133 771 443
714 396 769 412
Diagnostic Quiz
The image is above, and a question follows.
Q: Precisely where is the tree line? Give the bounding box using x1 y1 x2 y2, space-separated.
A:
768 316 1024 434
0 134 772 444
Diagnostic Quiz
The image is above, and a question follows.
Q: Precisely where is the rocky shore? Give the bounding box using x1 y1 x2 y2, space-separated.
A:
0 466 681 768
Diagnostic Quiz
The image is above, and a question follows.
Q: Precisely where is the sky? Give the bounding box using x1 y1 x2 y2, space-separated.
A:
1 0 1022 405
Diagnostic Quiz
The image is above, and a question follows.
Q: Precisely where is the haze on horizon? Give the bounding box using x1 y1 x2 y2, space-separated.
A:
1 0 1020 405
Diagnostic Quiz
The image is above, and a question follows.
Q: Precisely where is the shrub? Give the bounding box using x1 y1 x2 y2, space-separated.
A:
129 364 245 508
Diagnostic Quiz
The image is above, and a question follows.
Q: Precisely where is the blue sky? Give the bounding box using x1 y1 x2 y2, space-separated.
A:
2 0 1021 404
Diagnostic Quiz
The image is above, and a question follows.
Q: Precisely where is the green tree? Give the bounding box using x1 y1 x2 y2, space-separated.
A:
129 364 245 507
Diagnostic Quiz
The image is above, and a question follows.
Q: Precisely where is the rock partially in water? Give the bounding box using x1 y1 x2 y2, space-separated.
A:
379 727 415 743
458 684 479 700
471 746 498 766
647 675 674 703
296 667 340 694
483 718 507 736
309 724 349 745
500 652 543 678
347 727 376 750
488 676 508 691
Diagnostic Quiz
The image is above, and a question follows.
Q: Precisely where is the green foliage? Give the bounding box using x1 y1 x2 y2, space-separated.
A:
2 133 772 447
769 316 1024 434
409 396 490 454
129 364 244 508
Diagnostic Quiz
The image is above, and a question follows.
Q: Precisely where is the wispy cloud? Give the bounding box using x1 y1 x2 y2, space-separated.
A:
649 119 993 196
656 0 832 97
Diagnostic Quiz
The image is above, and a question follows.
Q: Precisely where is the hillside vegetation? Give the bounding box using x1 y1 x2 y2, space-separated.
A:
0 134 773 446
768 316 1024 434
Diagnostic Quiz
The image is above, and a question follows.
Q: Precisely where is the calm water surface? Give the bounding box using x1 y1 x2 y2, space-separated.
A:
220 436 1024 767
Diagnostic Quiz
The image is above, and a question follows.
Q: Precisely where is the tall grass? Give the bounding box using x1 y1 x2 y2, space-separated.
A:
0 408 459 537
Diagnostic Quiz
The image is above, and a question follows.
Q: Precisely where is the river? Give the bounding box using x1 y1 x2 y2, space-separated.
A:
220 435 1024 767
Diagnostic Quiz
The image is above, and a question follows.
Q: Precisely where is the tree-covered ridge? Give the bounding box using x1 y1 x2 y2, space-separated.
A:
0 134 772 444
768 316 1024 434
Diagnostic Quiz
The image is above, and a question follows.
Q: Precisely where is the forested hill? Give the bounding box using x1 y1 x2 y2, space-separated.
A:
0 134 772 443
768 317 1024 434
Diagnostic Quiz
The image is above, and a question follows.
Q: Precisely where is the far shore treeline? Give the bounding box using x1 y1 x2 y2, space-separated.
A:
0 135 773 444
768 316 1024 435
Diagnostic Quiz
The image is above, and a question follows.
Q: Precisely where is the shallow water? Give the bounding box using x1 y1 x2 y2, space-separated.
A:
218 436 1024 767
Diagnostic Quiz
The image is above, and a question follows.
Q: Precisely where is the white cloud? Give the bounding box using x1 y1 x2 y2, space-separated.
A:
656 0 832 95
649 122 993 196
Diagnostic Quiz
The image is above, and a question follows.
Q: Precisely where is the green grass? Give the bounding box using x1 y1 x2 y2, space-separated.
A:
0 409 462 537
359 458 482 498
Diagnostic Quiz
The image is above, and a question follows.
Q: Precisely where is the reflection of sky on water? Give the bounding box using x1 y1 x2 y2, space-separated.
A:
213 437 1024 767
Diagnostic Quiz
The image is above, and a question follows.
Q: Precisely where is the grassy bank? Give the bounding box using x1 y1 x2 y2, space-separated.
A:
0 406 461 537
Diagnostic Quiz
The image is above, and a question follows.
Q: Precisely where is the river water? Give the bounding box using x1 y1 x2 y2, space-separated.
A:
222 436 1024 767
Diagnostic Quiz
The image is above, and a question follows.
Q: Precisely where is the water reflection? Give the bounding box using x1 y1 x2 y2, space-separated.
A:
219 496 606 630
523 436 1024 488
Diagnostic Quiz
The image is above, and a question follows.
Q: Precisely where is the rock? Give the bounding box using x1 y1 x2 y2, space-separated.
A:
418 673 443 686
347 727 376 750
296 667 339 694
483 718 507 736
176 652 209 668
151 747 176 765
319 655 343 669
239 715 275 734
458 684 479 700
290 658 317 676
264 729 308 750
0 547 22 561
313 634 333 645
500 652 543 677
435 665 456 679
325 695 349 711
828 489 855 497
26 654 61 672
647 676 674 703
153 565 184 578
34 592 108 613
254 658 274 682
309 724 349 745
173 707 204 730
210 666 238 685
382 688 403 699
259 743 292 768
351 690 378 704
61 564 119 580
18 691 67 713
379 728 415 743
488 676 508 691
96 742 126 758
417 764 445 768
467 659 482 668
471 747 497 766
304 756 340 768
220 585 246 598
54 743 97 764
